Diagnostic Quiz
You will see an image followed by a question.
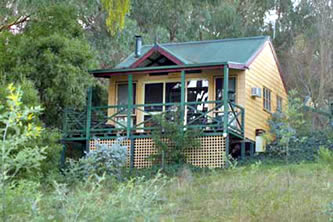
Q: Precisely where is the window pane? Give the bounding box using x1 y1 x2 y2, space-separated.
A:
187 80 209 104
263 88 271 111
165 82 181 103
117 84 136 105
145 83 163 111
117 83 136 114
117 84 128 105
215 78 236 101
187 80 209 124
277 96 282 111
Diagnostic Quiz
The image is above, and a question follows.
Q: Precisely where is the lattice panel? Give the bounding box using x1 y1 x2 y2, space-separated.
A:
184 136 225 168
133 136 225 168
89 139 131 167
89 135 225 169
134 138 157 168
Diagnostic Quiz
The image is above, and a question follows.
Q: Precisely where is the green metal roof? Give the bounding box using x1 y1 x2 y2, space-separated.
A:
116 36 270 68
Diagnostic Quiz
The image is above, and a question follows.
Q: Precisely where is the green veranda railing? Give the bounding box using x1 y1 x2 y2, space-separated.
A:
62 100 245 140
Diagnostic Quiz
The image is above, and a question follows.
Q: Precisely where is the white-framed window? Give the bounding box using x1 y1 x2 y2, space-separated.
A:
263 87 272 112
277 95 282 112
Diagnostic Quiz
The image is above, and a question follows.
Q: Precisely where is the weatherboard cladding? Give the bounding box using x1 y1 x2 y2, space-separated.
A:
116 36 270 68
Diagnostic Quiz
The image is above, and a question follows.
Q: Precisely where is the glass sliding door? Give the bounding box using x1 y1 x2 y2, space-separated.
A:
144 82 181 111
143 80 211 126
186 79 209 125
214 77 237 127
144 82 180 126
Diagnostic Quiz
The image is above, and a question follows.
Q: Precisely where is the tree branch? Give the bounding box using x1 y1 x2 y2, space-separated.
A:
0 15 30 33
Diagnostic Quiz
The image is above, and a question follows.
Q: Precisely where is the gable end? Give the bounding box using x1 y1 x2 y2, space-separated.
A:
247 41 287 93
130 45 185 68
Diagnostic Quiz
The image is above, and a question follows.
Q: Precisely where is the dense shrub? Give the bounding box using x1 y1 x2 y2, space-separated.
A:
261 130 333 163
318 146 333 168
0 4 97 127
262 90 333 163
4 172 170 221
0 84 46 181
63 137 128 183
0 84 46 220
0 82 63 184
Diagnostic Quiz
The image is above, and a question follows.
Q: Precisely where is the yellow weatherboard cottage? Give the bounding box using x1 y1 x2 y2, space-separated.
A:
63 35 287 168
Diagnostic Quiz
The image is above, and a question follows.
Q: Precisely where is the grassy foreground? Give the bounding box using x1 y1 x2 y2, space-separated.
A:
4 162 333 221
161 163 333 221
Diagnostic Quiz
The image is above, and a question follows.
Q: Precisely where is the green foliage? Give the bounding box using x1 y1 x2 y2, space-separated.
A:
162 163 332 221
325 201 333 222
318 146 333 168
101 0 131 35
0 84 46 181
0 81 63 184
262 91 333 163
130 0 273 42
2 180 42 221
30 128 63 183
0 80 40 109
85 18 145 68
0 4 96 127
150 111 201 168
265 90 306 161
0 84 47 220
3 172 170 221
63 138 128 184
127 163 207 180
0 0 40 32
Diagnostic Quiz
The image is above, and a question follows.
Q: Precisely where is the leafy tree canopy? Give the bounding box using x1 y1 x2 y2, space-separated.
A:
0 4 97 127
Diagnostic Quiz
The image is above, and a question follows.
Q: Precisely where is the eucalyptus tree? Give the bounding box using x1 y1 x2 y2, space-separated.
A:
0 0 131 33
0 0 42 32
0 4 96 127
282 0 333 112
131 0 193 42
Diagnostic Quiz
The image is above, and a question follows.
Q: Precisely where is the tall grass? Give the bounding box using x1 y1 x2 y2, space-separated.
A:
162 163 333 221
2 162 332 221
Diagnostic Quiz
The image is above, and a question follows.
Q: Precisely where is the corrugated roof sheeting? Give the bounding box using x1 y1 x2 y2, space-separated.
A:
116 36 269 68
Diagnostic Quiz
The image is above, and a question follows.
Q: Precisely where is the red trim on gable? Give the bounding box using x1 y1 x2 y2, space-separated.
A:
156 46 185 66
246 41 288 93
130 45 184 68
129 47 155 68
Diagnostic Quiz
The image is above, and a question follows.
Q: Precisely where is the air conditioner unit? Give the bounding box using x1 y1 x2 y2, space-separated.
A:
251 87 261 98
